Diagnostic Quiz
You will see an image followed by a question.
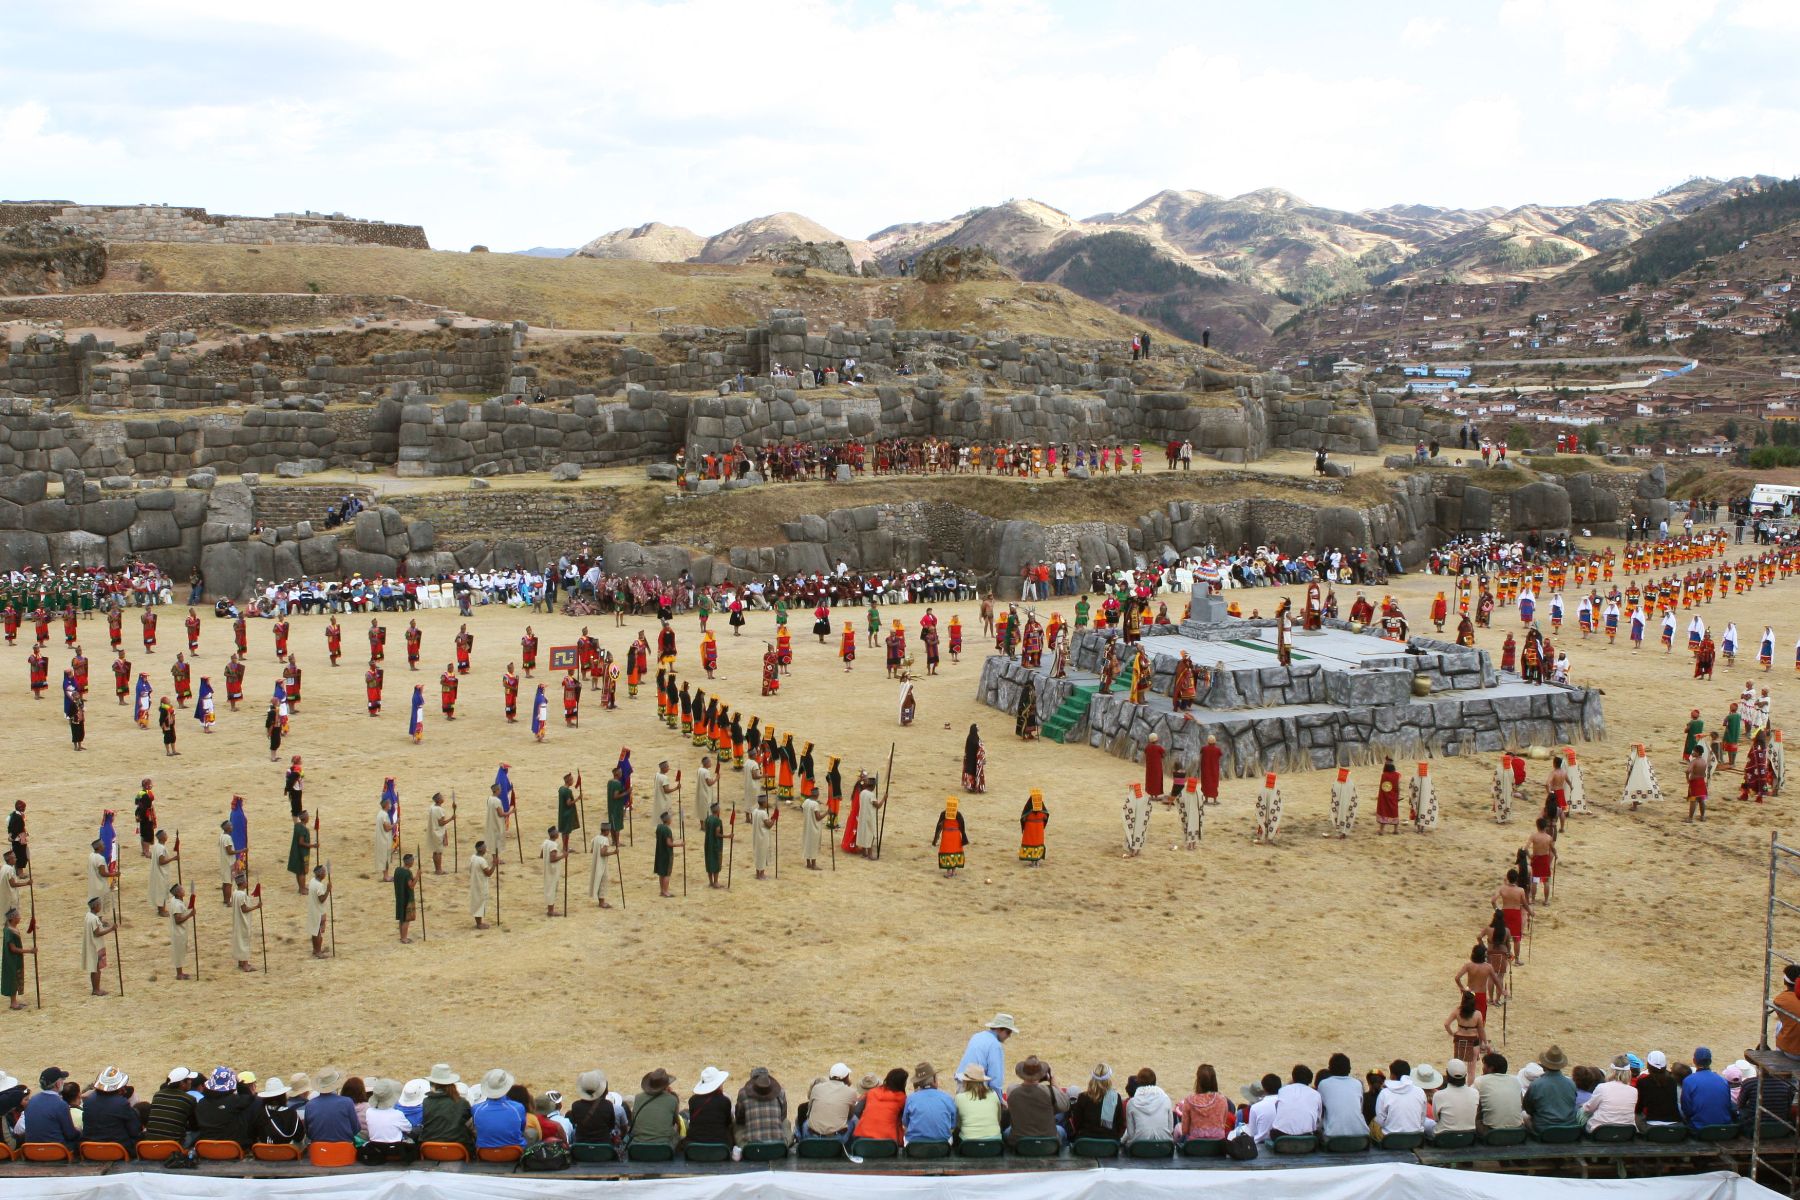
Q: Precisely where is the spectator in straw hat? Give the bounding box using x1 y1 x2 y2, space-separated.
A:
952 1063 1002 1142
628 1068 680 1150
957 1013 1016 1088
398 1079 428 1128
1005 1056 1067 1146
733 1068 787 1148
685 1067 733 1148
570 1071 621 1145
82 1067 141 1152
254 1078 303 1146
472 1068 526 1150
365 1078 414 1148
420 1065 473 1151
902 1063 956 1145
304 1067 358 1144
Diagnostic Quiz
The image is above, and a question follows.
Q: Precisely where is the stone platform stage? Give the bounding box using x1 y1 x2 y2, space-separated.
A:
976 604 1604 777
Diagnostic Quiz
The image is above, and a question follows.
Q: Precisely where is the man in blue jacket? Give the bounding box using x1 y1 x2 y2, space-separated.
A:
22 1067 79 1150
1679 1047 1736 1129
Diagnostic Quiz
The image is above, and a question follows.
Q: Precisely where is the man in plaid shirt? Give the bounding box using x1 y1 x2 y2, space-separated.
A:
733 1067 790 1145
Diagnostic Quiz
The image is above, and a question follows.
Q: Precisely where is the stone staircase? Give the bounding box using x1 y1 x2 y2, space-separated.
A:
1040 657 1137 744
252 484 375 530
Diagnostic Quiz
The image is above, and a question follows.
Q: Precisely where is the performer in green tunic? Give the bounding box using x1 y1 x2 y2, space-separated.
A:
286 811 314 894
606 768 628 846
702 803 727 888
393 853 416 944
653 812 679 898
3 907 30 1009
556 774 580 850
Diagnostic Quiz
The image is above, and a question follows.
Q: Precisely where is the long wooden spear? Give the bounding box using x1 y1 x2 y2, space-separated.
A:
175 833 198 981
415 845 427 942
254 879 267 974
726 804 736 889
677 790 689 898
872 742 896 861
27 912 40 1010
111 899 125 997
451 788 459 870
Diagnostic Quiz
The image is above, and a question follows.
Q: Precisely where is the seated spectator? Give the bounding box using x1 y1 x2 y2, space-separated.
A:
1433 1061 1479 1134
254 1079 303 1146
340 1076 371 1137
1680 1048 1736 1129
1571 1065 1601 1107
1070 1065 1126 1142
1475 1053 1524 1131
1003 1057 1068 1146
1173 1065 1235 1145
1316 1054 1365 1141
1271 1064 1322 1138
1374 1060 1429 1139
419 1065 474 1150
952 1065 1004 1143
195 1067 257 1149
535 1092 572 1142
1523 1046 1579 1130
734 1068 789 1148
684 1067 733 1148
1245 1075 1282 1143
1582 1057 1638 1132
61 1081 84 1133
852 1068 908 1144
144 1068 200 1145
397 1079 427 1129
626 1069 680 1150
1122 1067 1173 1145
800 1063 856 1140
570 1071 621 1146
471 1069 528 1150
1771 965 1800 1059
1636 1051 1681 1127
900 1063 956 1146
22 1067 79 1150
1736 1062 1796 1136
82 1067 141 1152
365 1079 414 1147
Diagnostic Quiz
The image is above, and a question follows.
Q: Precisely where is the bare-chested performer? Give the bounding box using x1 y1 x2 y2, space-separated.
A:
1526 819 1557 905
1492 869 1531 964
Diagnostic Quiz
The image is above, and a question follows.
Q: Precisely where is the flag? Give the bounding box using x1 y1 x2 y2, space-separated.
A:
229 795 249 871
98 811 117 869
530 686 547 737
408 685 425 742
26 916 34 935
252 882 262 899
383 777 401 853
495 764 514 814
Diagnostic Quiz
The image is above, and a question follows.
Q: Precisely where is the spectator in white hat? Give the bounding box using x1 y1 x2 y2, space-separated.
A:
82 1067 141 1152
801 1063 857 1141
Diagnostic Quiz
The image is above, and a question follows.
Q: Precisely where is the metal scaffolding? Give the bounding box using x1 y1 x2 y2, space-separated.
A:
1753 831 1800 1193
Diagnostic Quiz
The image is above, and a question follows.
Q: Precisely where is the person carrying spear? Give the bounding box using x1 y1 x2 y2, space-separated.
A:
654 811 681 899
82 896 116 996
230 872 259 974
587 823 619 909
305 864 331 960
174 833 198 981
3 906 33 1009
166 882 194 983
395 852 418 943
702 801 730 888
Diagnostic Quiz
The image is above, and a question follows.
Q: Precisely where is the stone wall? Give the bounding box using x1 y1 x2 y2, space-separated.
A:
0 204 429 250
0 292 429 334
380 390 688 477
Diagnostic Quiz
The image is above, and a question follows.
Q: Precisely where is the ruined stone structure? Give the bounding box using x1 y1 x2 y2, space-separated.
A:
0 203 429 249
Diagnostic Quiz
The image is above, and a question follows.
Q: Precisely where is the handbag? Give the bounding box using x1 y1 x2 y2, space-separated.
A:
1224 1129 1258 1161
519 1141 572 1172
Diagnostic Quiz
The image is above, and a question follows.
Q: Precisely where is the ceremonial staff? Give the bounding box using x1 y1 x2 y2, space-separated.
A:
27 913 40 1009
616 844 626 910
773 807 780 879
494 849 502 925
255 879 267 974
416 843 427 942
576 771 588 852
561 833 569 918
325 860 337 958
828 799 836 872
512 798 525 866
451 788 460 870
677 794 689 898
176 831 198 980
111 899 125 997
726 804 737 889
872 742 896 861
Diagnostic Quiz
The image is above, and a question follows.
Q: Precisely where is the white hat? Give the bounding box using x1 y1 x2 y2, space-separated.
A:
1410 1063 1444 1090
482 1068 515 1097
256 1077 289 1100
0 1073 17 1092
427 1064 460 1087
95 1067 128 1093
829 1063 852 1081
399 1079 429 1107
1730 1059 1758 1080
1647 1051 1669 1070
985 1013 1019 1033
693 1067 729 1096
167 1066 197 1085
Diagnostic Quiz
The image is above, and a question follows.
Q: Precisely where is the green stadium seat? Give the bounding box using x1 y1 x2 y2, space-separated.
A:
903 1140 951 1159
1272 1134 1317 1155
1481 1127 1528 1146
1534 1124 1583 1145
1693 1124 1740 1142
1375 1132 1421 1151
740 1141 789 1162
1587 1124 1636 1143
796 1138 844 1160
626 1142 674 1162
569 1143 619 1162
1642 1125 1688 1144
683 1142 730 1163
1180 1138 1228 1157
1325 1135 1370 1153
1010 1136 1061 1157
1427 1130 1476 1149
1071 1137 1121 1158
850 1138 898 1159
957 1138 1004 1158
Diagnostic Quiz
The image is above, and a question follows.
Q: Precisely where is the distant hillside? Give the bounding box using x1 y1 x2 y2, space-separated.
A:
577 214 871 267
506 247 574 258
1585 178 1800 292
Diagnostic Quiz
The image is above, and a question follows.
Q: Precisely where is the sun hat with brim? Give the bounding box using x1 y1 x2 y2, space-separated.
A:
207 1067 239 1093
749 1069 778 1098
287 1072 313 1100
314 1067 345 1094
1445 1062 1468 1081
693 1067 729 1096
1015 1057 1048 1082
1239 1082 1266 1103
1410 1064 1444 1090
1540 1046 1569 1072
0 1073 18 1092
257 1078 289 1101
829 1063 851 1081
94 1067 128 1093
958 1064 990 1085
427 1064 460 1087
369 1079 402 1109
400 1079 428 1108
576 1071 607 1100
1730 1059 1758 1080
912 1063 937 1089
641 1068 674 1094
482 1068 515 1097
984 1013 1019 1033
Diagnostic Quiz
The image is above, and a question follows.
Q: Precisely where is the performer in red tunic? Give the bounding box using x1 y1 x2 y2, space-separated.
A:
273 617 289 659
185 609 201 653
405 619 423 670
1375 758 1402 833
325 616 342 666
2 602 17 645
104 606 120 649
141 608 156 652
232 614 248 657
657 622 677 667
1199 734 1223 805
112 650 131 703
28 645 48 697
365 660 384 716
171 653 191 703
520 627 538 676
224 653 245 710
369 618 386 662
502 664 519 722
1143 733 1165 800
440 665 458 719
62 606 77 646
70 646 89 695
562 669 581 726
282 656 302 708
455 625 473 675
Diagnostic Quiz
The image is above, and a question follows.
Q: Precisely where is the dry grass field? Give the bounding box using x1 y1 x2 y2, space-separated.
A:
2 532 1788 1100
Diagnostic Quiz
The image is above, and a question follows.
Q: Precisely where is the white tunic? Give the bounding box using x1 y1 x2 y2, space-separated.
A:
148 844 172 909
1178 789 1203 849
751 808 773 871
86 850 110 903
82 909 105 973
1564 760 1588 814
1492 763 1514 824
1329 780 1357 836
167 896 189 971
305 877 329 937
427 803 450 853
468 854 490 919
855 788 880 852
217 831 237 885
231 889 254 960
801 798 824 860
1122 789 1150 854
541 839 563 905
654 772 677 821
694 767 718 828
1255 784 1282 841
587 835 614 901
0 864 22 917
1410 773 1439 831
744 762 763 808
374 811 395 875
485 796 507 859
1623 751 1662 805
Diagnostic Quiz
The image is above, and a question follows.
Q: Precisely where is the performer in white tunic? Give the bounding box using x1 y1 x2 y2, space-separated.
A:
1409 762 1438 832
374 800 395 881
1121 782 1150 857
1177 779 1203 850
751 799 775 879
468 846 493 927
86 840 111 904
654 763 678 822
166 885 193 979
1253 773 1282 844
216 822 237 906
82 897 111 994
231 876 258 972
1562 748 1589 815
1623 743 1662 810
304 866 330 959
0 853 27 921
587 825 616 906
1772 730 1787 796
1327 768 1357 839
1492 756 1514 825
1722 623 1740 665
744 760 764 810
854 778 881 855
426 793 452 875
148 831 176 915
484 788 507 861
540 829 564 916
694 759 718 829
801 795 825 868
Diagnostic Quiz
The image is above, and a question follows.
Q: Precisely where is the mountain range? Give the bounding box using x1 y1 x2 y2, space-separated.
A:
572 176 1780 350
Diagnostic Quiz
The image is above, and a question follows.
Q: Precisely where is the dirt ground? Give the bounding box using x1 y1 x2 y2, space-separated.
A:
3 535 1788 1100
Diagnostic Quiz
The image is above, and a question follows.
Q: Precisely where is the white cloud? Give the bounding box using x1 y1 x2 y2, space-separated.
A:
1401 16 1447 47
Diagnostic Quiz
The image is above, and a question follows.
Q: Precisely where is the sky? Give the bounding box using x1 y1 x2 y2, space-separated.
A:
3 0 1796 251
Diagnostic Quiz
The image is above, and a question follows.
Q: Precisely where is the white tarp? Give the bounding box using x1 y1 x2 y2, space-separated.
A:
0 1165 1777 1200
